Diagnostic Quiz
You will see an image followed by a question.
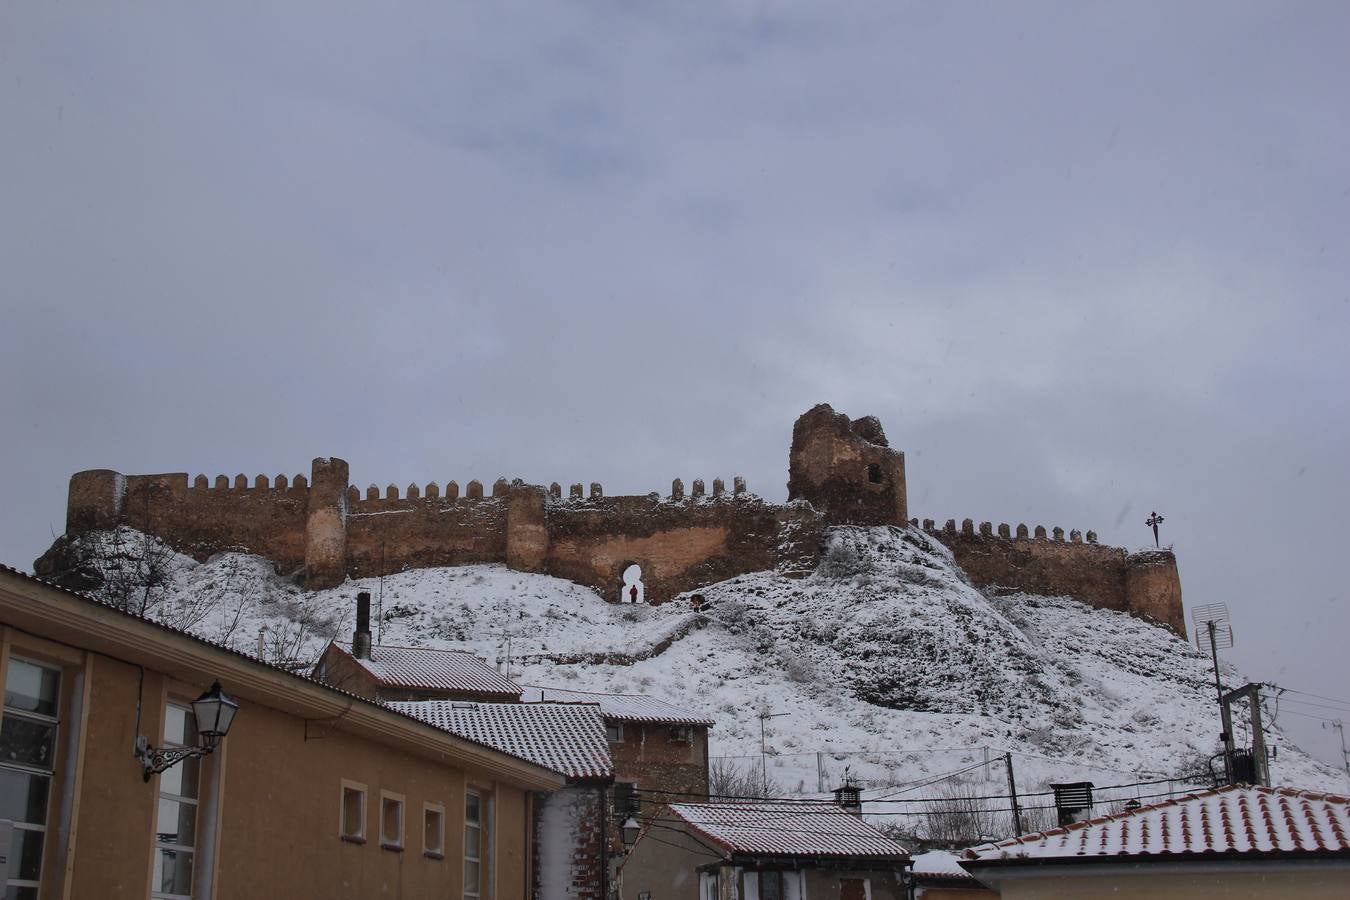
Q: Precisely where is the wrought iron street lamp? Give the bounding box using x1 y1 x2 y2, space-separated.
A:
136 680 239 782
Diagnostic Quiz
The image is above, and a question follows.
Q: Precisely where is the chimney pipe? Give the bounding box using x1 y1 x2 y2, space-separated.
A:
1050 782 1094 827
353 591 372 660
832 781 862 817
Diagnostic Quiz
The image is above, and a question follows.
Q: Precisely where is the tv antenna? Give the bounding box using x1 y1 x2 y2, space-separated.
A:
1192 602 1236 783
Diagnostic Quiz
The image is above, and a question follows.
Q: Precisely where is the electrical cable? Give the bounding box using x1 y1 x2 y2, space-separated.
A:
634 772 1211 807
1281 697 1350 714
1279 687 1350 708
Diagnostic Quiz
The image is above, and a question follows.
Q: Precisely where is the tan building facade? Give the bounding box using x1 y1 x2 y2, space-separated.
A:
0 565 565 900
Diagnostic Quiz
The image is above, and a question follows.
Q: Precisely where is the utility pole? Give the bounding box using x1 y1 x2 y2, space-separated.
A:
758 710 788 796
1223 683 1269 785
1004 753 1024 836
1192 603 1235 784
1325 721 1350 789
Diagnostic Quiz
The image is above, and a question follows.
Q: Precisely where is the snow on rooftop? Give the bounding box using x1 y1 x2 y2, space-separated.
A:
335 640 522 696
963 785 1350 861
524 685 714 726
668 802 909 860
388 700 612 781
911 850 976 879
60 525 1345 826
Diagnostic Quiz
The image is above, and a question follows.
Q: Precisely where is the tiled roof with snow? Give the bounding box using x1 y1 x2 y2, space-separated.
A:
336 641 522 697
911 850 977 881
668 803 909 860
963 785 1350 862
0 565 564 783
387 700 613 781
526 686 714 725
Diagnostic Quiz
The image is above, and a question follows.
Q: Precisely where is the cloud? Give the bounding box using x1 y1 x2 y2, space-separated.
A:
2 0 1348 766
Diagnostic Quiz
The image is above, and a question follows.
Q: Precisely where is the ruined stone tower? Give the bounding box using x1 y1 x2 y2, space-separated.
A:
787 403 907 526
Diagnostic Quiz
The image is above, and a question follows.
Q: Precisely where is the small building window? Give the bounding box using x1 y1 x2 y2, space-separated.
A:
867 463 883 484
605 722 624 744
1 657 61 900
669 724 693 743
380 791 405 850
340 781 367 842
424 803 445 858
464 791 483 900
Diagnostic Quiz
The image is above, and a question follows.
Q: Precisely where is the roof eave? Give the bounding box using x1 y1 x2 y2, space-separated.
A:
0 568 565 792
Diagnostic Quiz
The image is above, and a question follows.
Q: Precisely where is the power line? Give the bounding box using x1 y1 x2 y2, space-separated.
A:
633 773 1212 808
1280 687 1350 707
631 785 1217 839
869 761 992 800
1282 697 1350 714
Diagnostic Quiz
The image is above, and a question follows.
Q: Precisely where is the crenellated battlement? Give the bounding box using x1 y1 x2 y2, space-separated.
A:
39 404 1184 635
911 516 1184 636
915 518 1100 544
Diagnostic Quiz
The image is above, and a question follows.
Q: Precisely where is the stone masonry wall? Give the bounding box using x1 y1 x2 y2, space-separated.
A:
920 517 1186 637
42 404 1185 636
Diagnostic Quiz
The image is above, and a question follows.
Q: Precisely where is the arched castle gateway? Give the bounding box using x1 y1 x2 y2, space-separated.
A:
37 403 1185 636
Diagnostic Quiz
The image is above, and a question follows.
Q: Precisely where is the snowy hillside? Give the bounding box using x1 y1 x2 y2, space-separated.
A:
56 525 1345 834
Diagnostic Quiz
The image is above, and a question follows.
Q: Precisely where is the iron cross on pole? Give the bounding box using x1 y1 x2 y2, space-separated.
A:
1146 511 1165 548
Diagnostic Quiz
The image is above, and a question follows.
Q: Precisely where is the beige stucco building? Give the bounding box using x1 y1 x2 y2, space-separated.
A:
0 564 566 900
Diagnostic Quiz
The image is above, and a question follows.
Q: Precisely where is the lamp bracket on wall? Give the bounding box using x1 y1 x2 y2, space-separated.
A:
132 680 239 783
135 735 215 782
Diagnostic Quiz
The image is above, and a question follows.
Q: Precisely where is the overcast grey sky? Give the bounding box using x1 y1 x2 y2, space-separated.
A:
2 2 1347 767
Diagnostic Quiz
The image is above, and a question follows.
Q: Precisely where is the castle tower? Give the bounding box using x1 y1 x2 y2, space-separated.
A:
1125 549 1186 638
304 457 349 589
787 404 907 526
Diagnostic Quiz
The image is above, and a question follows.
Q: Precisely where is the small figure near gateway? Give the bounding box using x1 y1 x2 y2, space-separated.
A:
621 564 645 604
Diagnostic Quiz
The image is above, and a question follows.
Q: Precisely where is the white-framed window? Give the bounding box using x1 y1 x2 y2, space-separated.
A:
605 722 624 744
423 802 445 858
151 702 201 899
463 790 482 900
380 790 405 849
340 779 367 842
669 724 693 743
0 656 61 900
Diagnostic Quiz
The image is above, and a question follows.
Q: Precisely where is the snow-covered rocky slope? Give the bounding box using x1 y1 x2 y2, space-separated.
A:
58 525 1344 826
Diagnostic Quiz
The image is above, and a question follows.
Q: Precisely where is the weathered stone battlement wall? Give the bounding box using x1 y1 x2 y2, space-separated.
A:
542 490 822 602
41 404 1184 636
51 460 822 604
917 517 1185 637
67 468 312 574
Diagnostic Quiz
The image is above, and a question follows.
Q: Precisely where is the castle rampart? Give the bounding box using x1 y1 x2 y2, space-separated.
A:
919 518 1185 637
39 404 1184 636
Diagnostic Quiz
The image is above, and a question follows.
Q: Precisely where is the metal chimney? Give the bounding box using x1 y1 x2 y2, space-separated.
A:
353 591 372 660
1050 782 1094 827
832 781 862 817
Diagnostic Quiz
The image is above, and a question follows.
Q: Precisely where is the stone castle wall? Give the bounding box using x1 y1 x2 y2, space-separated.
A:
41 404 1185 636
919 517 1186 637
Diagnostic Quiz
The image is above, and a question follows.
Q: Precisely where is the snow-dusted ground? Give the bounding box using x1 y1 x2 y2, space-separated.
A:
65 525 1344 839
